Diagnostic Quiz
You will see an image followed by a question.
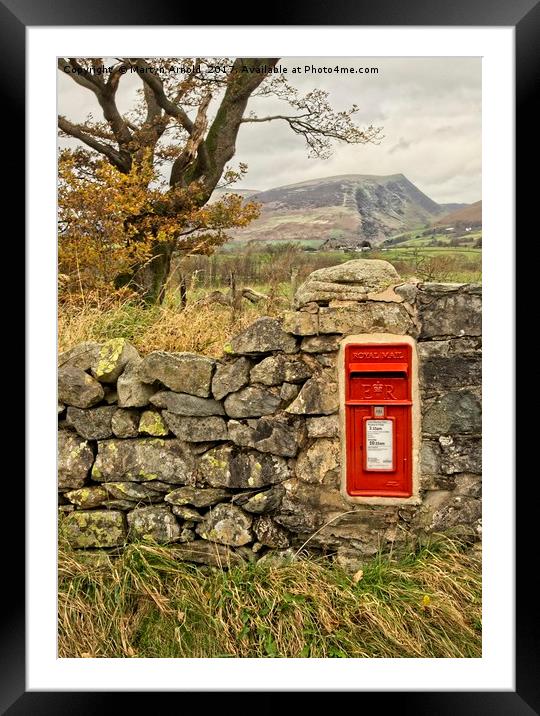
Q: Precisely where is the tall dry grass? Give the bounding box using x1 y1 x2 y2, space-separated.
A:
58 292 285 357
58 536 481 659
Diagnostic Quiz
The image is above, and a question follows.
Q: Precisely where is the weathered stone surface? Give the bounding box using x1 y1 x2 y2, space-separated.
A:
224 386 281 418
196 503 253 546
232 485 285 514
300 335 342 353
227 420 255 447
139 410 169 436
394 282 418 304
62 510 126 548
419 348 481 396
163 413 228 442
280 382 299 404
111 408 140 438
103 387 118 404
415 490 481 535
127 506 181 543
250 355 311 386
294 259 400 307
58 431 94 490
226 317 297 355
282 311 319 336
211 358 251 400
286 371 339 415
296 438 340 485
117 358 157 408
103 481 164 502
66 406 116 440
438 435 482 475
171 505 204 522
274 479 350 534
91 338 139 383
318 302 413 335
92 438 196 484
198 445 291 488
65 486 108 508
58 366 104 408
417 284 481 338
151 391 225 416
59 342 102 372
423 391 481 435
58 403 66 415
140 352 215 397
306 415 340 438
164 486 230 508
171 541 243 567
251 415 301 457
253 515 290 548
315 353 338 368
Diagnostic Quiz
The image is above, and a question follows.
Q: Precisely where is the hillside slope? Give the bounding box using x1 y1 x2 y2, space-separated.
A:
433 200 482 228
226 174 453 246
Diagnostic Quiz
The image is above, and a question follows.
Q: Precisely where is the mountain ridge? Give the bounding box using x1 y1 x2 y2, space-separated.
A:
223 173 474 246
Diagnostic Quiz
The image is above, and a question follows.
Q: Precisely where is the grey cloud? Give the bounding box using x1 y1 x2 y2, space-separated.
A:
58 57 481 204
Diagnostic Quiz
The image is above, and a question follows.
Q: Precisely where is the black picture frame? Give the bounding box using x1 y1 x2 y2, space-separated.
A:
8 0 532 711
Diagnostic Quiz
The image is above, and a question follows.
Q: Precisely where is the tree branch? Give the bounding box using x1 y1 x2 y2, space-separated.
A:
58 116 131 173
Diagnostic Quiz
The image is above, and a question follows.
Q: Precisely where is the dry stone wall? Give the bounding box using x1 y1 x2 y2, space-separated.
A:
58 260 482 570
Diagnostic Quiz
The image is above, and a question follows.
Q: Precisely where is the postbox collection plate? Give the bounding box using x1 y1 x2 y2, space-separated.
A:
344 342 413 498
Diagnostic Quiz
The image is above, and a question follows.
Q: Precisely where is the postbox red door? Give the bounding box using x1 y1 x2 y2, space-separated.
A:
344 343 413 497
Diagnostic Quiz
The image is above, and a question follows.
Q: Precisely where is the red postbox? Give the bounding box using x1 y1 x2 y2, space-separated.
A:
344 342 413 497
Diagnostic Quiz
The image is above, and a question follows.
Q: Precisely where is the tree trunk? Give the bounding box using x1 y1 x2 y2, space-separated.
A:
115 241 174 305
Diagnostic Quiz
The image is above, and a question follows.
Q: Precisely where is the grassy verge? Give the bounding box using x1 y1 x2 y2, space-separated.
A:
58 536 481 658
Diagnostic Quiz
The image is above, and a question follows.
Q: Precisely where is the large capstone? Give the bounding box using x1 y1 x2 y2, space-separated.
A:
127 506 180 543
162 413 228 442
151 390 225 416
58 431 94 490
140 352 215 397
91 438 196 484
294 259 400 307
286 371 339 415
211 358 251 400
58 366 104 408
318 303 413 335
66 405 116 440
196 503 253 546
91 338 139 383
61 510 126 548
226 317 297 355
224 386 281 418
198 445 291 488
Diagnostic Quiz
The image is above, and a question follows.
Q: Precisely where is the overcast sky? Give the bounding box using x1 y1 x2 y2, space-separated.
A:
58 57 481 204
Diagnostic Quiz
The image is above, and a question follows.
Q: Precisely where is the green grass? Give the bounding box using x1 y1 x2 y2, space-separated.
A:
58 536 482 658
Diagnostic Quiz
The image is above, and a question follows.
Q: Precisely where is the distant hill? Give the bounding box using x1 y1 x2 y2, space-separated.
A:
221 174 469 247
433 200 482 228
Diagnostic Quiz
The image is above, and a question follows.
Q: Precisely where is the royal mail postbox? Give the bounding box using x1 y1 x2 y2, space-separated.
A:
344 342 413 498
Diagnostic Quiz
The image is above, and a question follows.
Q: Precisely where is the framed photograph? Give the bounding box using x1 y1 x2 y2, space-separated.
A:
10 0 531 710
